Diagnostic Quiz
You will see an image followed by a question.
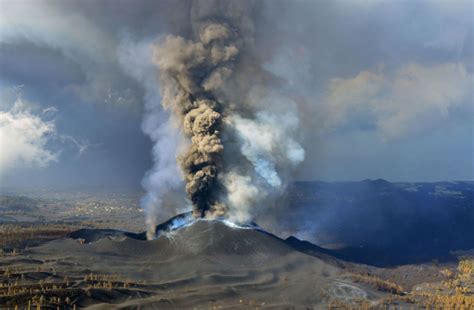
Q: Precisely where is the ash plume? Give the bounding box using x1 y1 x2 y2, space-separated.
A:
143 0 304 237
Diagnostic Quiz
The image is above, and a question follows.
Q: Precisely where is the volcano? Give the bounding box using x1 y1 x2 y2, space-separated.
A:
2 214 395 309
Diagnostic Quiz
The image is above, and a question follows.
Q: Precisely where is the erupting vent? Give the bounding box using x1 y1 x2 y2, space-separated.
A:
141 1 304 240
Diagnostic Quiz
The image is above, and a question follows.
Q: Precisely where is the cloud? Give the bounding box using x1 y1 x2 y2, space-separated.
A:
0 89 91 175
320 62 473 140
58 135 92 158
0 1 115 61
0 98 58 173
0 0 472 186
0 0 143 110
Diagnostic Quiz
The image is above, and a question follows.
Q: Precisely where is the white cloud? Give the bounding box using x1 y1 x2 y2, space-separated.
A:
0 98 58 173
322 62 473 140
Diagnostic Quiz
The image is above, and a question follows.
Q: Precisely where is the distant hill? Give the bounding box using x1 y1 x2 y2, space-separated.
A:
270 180 474 266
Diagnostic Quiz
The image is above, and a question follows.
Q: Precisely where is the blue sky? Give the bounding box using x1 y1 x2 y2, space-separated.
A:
0 0 472 188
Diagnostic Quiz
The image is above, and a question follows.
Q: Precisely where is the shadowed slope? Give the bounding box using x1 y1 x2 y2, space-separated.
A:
1 214 415 309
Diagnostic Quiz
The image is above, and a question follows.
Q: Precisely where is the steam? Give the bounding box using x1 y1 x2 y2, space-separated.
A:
143 0 304 237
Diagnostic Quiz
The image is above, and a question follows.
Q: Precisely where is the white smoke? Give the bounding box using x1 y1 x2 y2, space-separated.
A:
230 109 305 188
118 36 188 239
222 91 305 223
222 172 260 223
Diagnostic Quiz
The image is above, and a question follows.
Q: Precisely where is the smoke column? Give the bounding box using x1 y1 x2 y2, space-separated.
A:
143 0 304 238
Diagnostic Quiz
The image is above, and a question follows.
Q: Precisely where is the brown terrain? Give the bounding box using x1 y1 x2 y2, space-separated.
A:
0 184 473 309
0 215 472 309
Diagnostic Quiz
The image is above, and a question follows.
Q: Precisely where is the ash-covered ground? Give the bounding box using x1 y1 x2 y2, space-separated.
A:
0 180 473 309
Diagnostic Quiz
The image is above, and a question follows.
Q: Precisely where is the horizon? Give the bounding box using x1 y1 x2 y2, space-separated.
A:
2 178 474 193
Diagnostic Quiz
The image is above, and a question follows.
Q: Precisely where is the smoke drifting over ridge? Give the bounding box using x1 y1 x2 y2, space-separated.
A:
142 0 304 238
